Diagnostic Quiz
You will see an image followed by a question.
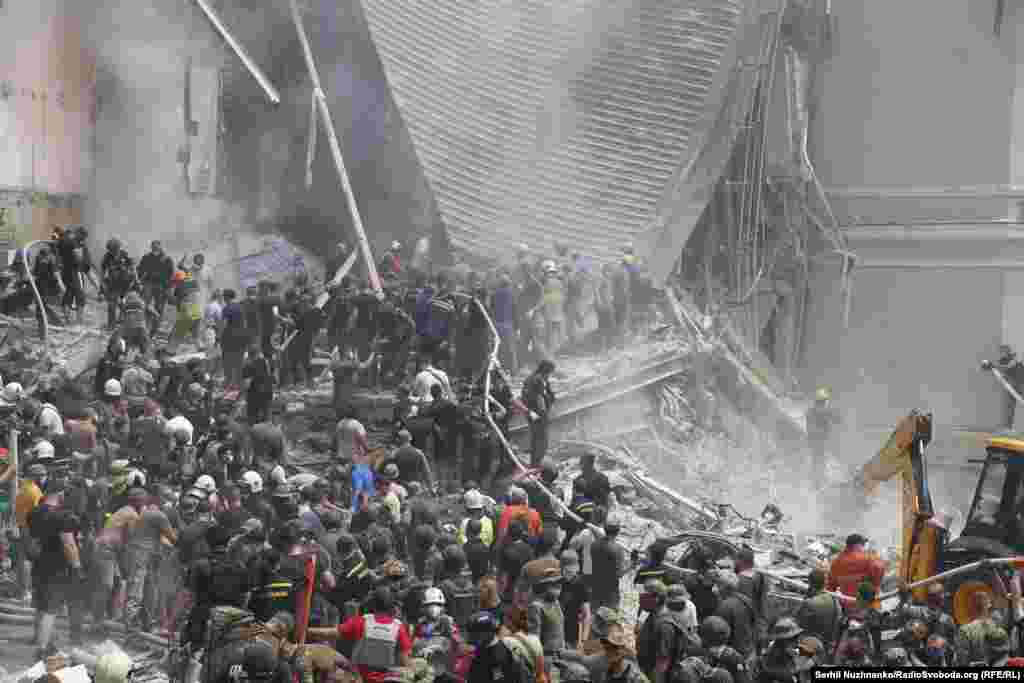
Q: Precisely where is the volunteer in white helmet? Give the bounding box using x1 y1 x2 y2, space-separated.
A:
458 490 495 547
412 586 463 677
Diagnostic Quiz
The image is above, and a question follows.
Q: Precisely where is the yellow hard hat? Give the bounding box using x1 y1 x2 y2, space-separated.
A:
815 387 831 401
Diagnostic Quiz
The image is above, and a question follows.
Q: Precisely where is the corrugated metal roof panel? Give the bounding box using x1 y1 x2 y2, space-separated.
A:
359 0 763 269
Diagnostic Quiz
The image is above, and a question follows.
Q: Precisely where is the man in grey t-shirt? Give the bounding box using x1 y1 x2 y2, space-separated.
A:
124 503 175 627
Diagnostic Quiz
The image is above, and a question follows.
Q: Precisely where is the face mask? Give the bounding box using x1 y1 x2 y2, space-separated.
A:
926 648 944 661
425 605 443 620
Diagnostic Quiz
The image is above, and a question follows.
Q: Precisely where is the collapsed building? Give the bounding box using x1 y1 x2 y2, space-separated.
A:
7 0 1024 673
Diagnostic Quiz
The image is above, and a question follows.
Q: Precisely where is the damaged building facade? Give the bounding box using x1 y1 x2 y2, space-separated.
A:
0 0 443 287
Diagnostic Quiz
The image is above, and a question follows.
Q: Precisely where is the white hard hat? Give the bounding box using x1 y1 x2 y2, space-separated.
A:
423 587 446 606
31 440 55 460
242 470 264 495
464 490 484 510
96 651 134 683
541 259 556 272
391 240 401 250
195 474 216 494
269 465 287 486
104 378 123 397
126 468 147 488
1 382 24 403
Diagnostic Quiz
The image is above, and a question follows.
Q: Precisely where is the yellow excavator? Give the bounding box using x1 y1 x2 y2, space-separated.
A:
853 410 1024 624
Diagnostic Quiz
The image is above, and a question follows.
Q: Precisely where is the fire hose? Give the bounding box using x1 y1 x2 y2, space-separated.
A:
18 240 54 342
475 297 601 534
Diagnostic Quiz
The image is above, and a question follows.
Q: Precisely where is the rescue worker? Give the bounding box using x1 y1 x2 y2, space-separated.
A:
466 610 525 683
647 582 702 683
604 623 649 683
138 240 175 334
590 521 630 612
634 540 685 588
889 580 957 642
330 532 372 611
712 571 757 660
120 287 150 356
956 592 1003 666
825 534 884 613
793 568 843 653
752 618 804 683
99 238 135 330
27 472 87 658
806 387 840 491
458 489 495 547
243 343 275 425
91 487 147 627
386 429 434 490
521 360 555 467
497 486 543 543
310 585 414 683
527 566 566 660
697 616 750 683
412 587 464 681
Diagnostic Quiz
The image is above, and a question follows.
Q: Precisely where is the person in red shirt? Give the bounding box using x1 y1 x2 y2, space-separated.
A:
826 534 885 613
496 486 542 543
309 585 413 683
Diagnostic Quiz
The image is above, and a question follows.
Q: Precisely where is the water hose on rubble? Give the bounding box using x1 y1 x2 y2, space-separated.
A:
474 297 599 533
20 239 53 342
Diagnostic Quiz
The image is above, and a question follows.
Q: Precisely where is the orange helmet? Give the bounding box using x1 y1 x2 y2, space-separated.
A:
172 270 187 284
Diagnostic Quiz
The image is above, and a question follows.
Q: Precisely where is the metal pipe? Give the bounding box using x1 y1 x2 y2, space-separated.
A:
288 0 382 293
476 297 595 531
827 186 1024 200
192 0 281 105
854 260 1024 270
877 557 1024 601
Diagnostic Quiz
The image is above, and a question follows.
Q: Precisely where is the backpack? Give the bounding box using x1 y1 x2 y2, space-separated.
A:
445 575 480 629
501 632 548 683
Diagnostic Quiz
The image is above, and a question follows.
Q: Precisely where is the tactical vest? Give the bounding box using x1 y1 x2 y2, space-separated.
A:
352 614 402 671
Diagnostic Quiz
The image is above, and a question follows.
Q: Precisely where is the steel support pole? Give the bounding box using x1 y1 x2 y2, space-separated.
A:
193 0 281 105
287 0 382 293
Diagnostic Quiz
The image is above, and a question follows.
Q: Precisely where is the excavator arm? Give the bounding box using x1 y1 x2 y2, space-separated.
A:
857 411 939 599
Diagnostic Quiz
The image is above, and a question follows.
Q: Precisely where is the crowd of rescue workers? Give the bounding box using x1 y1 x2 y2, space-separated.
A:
0 226 1020 683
